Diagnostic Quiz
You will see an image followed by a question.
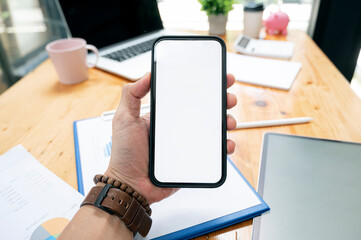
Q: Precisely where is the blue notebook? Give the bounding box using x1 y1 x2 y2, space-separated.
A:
73 115 269 240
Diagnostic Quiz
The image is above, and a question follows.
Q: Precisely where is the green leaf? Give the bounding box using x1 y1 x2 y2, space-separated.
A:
198 0 235 16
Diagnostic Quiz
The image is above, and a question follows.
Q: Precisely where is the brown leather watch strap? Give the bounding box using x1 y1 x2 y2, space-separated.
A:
81 184 152 237
93 174 152 215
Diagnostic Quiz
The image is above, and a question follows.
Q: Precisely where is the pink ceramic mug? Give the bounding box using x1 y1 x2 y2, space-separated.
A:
46 38 99 84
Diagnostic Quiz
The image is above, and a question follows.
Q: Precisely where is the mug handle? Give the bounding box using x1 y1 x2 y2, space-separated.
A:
86 44 99 68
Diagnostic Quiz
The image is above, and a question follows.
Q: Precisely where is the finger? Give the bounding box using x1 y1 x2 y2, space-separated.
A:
117 73 151 117
227 114 237 130
227 93 237 109
227 73 235 89
227 139 236 154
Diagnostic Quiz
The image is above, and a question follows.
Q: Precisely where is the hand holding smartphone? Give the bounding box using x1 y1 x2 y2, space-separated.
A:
149 36 227 188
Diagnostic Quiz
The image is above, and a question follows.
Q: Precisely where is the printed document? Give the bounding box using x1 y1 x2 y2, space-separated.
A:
0 145 83 239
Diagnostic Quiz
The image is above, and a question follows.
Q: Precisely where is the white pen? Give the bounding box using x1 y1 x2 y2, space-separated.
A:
236 117 313 129
101 104 150 121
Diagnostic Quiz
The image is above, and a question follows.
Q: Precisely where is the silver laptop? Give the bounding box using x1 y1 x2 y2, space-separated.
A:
56 0 169 80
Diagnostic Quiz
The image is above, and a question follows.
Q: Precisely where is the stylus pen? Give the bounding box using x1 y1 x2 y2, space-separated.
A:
101 104 150 120
236 117 313 129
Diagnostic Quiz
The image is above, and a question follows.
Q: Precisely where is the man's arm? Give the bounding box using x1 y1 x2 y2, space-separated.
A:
58 205 132 240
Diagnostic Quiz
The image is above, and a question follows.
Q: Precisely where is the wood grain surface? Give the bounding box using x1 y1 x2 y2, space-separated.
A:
1 30 361 240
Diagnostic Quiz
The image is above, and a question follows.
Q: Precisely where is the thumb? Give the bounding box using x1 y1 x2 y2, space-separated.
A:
118 73 151 118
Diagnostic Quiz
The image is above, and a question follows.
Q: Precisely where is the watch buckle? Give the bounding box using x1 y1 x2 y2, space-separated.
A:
94 184 115 215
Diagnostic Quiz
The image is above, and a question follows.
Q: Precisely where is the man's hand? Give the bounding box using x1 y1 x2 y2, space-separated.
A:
105 73 237 204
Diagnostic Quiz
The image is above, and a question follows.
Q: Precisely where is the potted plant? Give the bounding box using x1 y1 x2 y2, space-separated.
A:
198 0 235 35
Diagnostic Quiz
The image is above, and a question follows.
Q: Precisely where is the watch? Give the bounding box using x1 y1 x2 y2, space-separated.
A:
81 183 152 237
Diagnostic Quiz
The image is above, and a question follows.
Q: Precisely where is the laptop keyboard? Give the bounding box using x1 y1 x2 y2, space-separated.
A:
103 37 158 62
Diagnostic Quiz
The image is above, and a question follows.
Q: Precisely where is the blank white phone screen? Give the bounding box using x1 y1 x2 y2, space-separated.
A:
154 39 223 183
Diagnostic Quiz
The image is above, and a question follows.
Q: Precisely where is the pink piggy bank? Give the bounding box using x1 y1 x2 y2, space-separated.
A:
263 11 290 35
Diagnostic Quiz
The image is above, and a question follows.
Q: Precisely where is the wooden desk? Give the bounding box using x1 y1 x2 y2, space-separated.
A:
1 30 361 239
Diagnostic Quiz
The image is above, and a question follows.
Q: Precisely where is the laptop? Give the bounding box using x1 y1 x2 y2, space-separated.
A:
56 0 171 80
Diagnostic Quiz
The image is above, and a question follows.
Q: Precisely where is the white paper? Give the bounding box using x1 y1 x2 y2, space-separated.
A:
0 145 84 240
76 117 112 194
227 52 302 90
137 161 261 239
75 107 150 195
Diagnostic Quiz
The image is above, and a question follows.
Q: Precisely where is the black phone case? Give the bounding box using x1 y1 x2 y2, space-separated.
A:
149 36 227 188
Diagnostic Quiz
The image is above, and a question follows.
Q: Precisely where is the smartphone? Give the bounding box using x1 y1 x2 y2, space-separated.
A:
149 36 227 188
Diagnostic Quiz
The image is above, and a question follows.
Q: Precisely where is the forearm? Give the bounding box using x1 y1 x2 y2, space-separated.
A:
58 205 133 240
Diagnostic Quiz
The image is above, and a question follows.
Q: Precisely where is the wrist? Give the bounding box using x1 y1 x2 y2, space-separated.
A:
81 181 152 237
104 168 131 187
104 168 149 203
59 205 133 240
94 173 152 216
104 166 177 205
82 205 133 238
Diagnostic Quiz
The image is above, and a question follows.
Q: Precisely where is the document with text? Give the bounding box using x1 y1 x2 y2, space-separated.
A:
0 145 83 240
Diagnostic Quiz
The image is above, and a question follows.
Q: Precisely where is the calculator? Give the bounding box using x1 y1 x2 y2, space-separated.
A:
234 35 294 59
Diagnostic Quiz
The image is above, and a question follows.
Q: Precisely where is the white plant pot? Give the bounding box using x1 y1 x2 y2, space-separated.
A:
208 14 228 35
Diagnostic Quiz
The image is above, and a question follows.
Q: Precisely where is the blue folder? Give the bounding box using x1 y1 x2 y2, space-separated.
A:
73 119 269 240
73 120 85 195
150 160 269 240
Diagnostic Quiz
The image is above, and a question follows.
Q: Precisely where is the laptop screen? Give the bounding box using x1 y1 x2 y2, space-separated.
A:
58 0 164 49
